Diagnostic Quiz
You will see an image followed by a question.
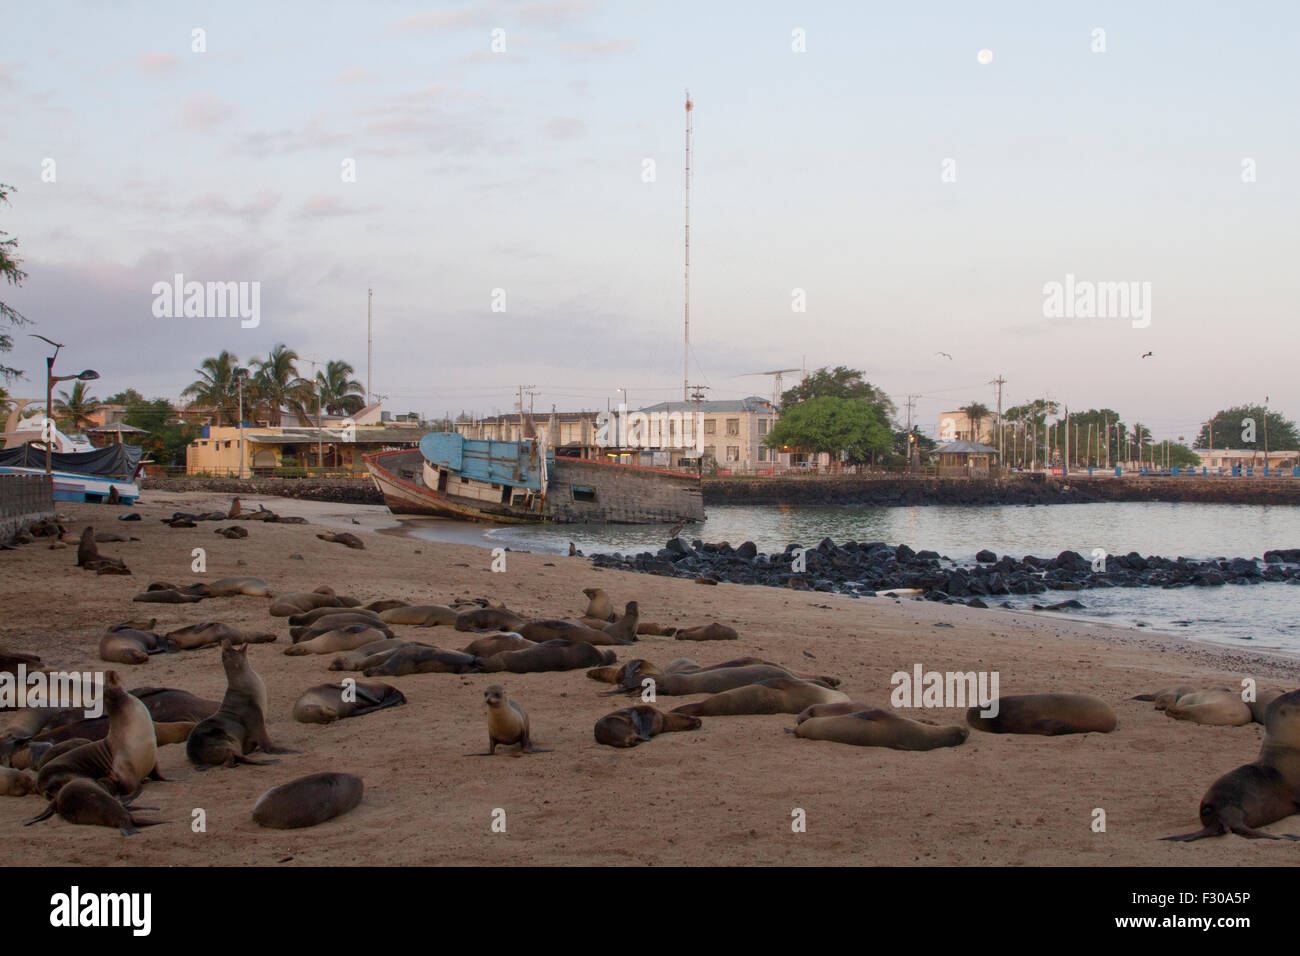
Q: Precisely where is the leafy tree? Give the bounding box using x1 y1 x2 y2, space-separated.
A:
104 388 148 407
764 396 892 466
51 380 100 431
1167 443 1201 468
780 366 896 423
1003 399 1060 466
122 397 196 466
316 359 365 416
1 183 31 383
252 344 313 426
182 351 246 425
1193 405 1299 451
1056 408 1125 465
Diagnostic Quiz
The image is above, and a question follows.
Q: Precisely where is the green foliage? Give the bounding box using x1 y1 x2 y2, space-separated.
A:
780 366 896 423
51 380 100 430
181 351 245 426
121 397 196 467
764 395 892 463
252 344 313 426
1167 443 1201 468
0 183 31 383
1194 405 1299 451
316 359 365 416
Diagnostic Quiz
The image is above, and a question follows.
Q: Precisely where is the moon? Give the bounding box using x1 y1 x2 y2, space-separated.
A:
977 49 994 65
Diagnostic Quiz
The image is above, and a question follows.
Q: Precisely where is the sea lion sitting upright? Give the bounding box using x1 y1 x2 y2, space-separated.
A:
292 682 406 724
1163 689 1300 841
582 587 616 622
967 693 1117 736
186 642 299 768
594 706 701 748
790 707 969 751
76 527 127 573
380 605 460 627
477 640 615 674
670 678 848 717
470 686 550 755
602 602 639 644
252 772 363 829
44 778 163 835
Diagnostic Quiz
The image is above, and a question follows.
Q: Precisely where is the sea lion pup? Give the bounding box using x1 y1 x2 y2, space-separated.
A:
517 619 632 647
674 623 740 642
186 642 299 768
32 672 159 801
204 576 272 597
380 604 460 627
269 586 359 617
283 624 391 657
790 708 970 751
1163 688 1253 726
477 640 615 674
76 527 127 572
460 632 536 658
454 606 529 633
289 605 381 627
327 640 410 672
362 644 481 677
966 694 1118 736
129 687 221 724
291 615 394 643
292 682 406 723
594 706 701 748
252 772 364 829
1163 689 1300 842
671 678 849 717
99 627 172 665
316 531 365 550
470 685 551 755
166 622 278 651
0 767 37 795
39 778 163 835
602 602 639 644
582 587 616 622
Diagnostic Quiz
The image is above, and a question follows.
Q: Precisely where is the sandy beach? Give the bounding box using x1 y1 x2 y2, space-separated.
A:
2 490 1298 866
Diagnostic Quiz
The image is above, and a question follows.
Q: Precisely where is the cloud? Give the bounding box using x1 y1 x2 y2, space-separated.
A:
518 0 595 28
187 190 282 221
294 195 364 219
393 6 495 33
237 115 349 156
175 95 236 130
0 64 15 87
135 52 178 73
542 117 584 140
564 38 634 59
337 67 380 83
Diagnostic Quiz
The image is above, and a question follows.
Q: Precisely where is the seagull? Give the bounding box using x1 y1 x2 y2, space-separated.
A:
935 351 953 360
1140 351 1153 358
668 524 684 539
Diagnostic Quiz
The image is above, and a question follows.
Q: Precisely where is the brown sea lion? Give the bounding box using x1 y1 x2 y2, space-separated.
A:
360 599 408 613
316 531 365 550
361 644 480 677
37 777 162 835
214 526 248 539
454 606 528 633
204 576 271 597
602 602 639 644
1250 688 1288 724
291 615 394 642
674 623 740 642
269 587 359 617
186 643 298 768
1163 689 1300 841
292 681 406 723
99 627 172 665
594 706 701 748
671 678 848 717
289 605 381 627
517 619 632 647
165 622 277 651
470 685 550 755
477 640 615 674
460 632 536 658
76 527 128 572
129 687 221 724
1164 689 1253 726
636 622 678 637
379 604 460 627
93 532 139 543
283 624 390 656
326 640 410 672
132 587 204 604
608 661 832 697
582 587 616 622
0 767 37 795
966 693 1118 735
252 772 363 829
790 707 970 751
228 496 242 517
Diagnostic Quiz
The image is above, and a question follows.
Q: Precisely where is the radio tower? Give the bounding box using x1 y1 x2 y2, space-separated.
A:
683 89 692 403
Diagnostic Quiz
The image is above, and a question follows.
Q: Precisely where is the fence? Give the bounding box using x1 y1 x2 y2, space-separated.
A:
0 474 54 539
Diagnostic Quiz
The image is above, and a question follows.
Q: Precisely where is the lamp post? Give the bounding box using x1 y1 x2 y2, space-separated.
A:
30 334 98 475
235 368 248 479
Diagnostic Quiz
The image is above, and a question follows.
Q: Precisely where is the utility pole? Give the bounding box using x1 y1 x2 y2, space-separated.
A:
989 375 1006 461
516 385 535 441
688 383 708 475
366 288 373 405
683 90 693 403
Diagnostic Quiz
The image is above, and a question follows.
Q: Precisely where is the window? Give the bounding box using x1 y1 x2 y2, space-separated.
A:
704 445 716 459
759 419 769 436
726 446 740 461
758 447 767 462
703 419 716 436
726 419 740 436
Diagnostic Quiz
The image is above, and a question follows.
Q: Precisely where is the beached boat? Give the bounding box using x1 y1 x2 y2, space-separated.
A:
364 433 703 524
0 444 142 505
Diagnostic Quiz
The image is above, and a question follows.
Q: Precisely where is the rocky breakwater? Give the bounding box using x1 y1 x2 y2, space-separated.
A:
590 538 1300 610
144 476 383 505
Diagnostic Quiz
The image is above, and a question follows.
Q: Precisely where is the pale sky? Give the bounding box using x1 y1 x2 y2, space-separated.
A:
2 0 1296 441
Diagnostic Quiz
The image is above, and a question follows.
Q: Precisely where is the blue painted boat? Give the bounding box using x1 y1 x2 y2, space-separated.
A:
0 443 142 505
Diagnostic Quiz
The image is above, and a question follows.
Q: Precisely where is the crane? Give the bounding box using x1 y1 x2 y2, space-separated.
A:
737 368 802 409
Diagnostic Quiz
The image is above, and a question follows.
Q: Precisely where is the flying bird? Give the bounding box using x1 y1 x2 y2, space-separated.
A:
1140 351 1153 358
935 352 953 360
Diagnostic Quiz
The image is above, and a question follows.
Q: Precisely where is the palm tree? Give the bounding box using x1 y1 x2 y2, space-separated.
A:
182 351 245 425
960 402 992 443
316 359 365 416
251 344 313 427
52 380 100 432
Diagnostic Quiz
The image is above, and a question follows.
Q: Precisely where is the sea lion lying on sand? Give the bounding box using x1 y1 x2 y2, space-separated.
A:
967 694 1117 735
790 705 969 751
594 706 701 748
269 586 360 617
292 682 406 723
316 531 365 550
674 623 739 642
461 632 536 658
283 625 391 656
671 678 848 717
99 626 173 665
165 622 277 651
362 644 481 677
455 607 528 633
252 772 363 829
517 619 632 647
380 604 460 627
478 640 614 674
290 615 394 642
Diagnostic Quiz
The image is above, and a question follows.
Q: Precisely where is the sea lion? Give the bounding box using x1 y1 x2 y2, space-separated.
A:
609 661 831 697
636 622 678 637
316 531 365 550
204 576 271 597
470 685 550 755
76 527 127 572
186 642 298 768
671 678 848 717
967 693 1118 736
252 772 364 829
454 607 528 633
129 687 221 723
93 532 139 543
291 615 394 642
132 587 204 604
166 622 277 651
790 707 970 751
38 778 162 835
477 640 615 674
283 624 391 656
1250 688 1288 724
1164 688 1253 726
214 526 248 539
594 706 701 748
582 587 616 622
361 644 481 677
289 605 381 627
31 716 191 748
327 640 410 672
269 586 359 617
99 627 172 665
0 767 37 795
460 632 536 658
602 602 639 644
0 648 44 676
292 682 406 723
363 599 410 613
517 619 631 647
228 497 242 517
1 740 53 770
674 623 740 642
380 604 460 627
1163 689 1300 841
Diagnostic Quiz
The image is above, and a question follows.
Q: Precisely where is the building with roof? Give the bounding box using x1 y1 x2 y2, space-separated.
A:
937 410 996 444
931 439 1000 477
637 396 783 472
185 419 422 475
1192 448 1300 472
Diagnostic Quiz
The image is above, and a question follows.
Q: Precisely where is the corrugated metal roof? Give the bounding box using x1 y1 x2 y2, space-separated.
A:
932 439 1000 454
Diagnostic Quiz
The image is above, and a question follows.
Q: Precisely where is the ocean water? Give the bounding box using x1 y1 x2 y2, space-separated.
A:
391 502 1300 654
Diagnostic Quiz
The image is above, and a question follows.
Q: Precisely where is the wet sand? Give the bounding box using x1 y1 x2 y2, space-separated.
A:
1 490 1298 866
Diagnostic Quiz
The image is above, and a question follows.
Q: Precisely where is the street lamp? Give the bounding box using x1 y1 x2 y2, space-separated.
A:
30 334 99 475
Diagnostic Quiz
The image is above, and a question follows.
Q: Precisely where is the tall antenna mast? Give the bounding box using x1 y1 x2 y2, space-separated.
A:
683 89 692 403
366 288 373 405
